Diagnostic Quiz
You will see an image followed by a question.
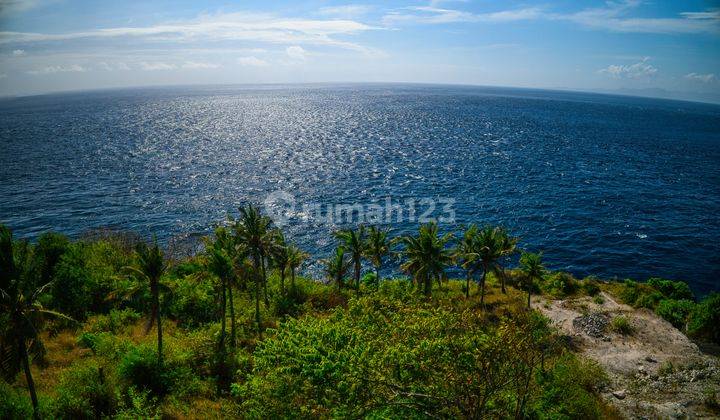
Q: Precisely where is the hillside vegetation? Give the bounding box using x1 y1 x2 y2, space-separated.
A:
1 207 718 419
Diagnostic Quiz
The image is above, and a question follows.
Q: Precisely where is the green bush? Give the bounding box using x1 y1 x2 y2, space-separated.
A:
235 293 555 418
655 299 695 329
647 278 694 301
164 275 216 327
0 383 33 420
52 361 118 419
688 292 720 344
542 272 577 298
581 279 600 297
610 315 633 335
531 354 605 419
84 308 141 334
118 346 174 397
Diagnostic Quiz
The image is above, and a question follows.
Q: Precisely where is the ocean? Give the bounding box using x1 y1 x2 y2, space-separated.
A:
1 84 719 294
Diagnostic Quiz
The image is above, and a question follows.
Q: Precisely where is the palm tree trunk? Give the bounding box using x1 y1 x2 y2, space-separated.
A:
220 277 227 351
527 289 532 308
261 256 269 308
424 275 431 296
228 282 236 348
253 257 262 338
280 268 286 296
354 259 361 290
480 269 487 306
500 265 507 294
465 272 471 298
375 264 380 286
156 288 163 366
291 268 296 291
19 339 40 420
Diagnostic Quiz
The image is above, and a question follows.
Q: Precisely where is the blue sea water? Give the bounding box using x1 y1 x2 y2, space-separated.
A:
1 84 719 294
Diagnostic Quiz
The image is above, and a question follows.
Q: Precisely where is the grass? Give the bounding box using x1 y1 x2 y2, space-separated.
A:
610 315 634 335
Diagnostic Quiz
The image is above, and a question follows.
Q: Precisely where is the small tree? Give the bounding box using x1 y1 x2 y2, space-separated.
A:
123 238 168 365
519 252 545 308
363 226 391 286
323 247 350 289
398 223 453 296
334 226 366 290
0 225 73 420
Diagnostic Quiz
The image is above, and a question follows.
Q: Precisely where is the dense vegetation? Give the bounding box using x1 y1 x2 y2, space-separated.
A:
1 207 717 419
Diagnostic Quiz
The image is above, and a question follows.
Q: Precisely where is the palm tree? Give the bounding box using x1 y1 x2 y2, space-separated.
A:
124 238 168 365
334 226 366 290
363 226 390 285
453 224 480 298
205 229 234 355
474 226 504 306
234 205 273 335
519 252 545 308
323 246 350 289
0 226 73 420
398 223 453 296
269 230 290 296
286 244 307 292
496 228 518 294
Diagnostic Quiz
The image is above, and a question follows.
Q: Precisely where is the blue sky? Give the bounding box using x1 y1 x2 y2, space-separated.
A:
0 0 719 101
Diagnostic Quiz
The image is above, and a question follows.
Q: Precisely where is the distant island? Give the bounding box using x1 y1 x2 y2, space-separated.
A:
1 205 718 419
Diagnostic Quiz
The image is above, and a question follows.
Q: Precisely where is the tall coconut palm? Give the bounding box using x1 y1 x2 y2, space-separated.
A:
398 223 453 296
0 226 73 420
496 228 518 294
474 226 504 306
286 244 307 291
453 224 480 298
334 226 366 290
234 205 273 335
269 230 290 296
323 246 350 289
519 252 545 308
124 238 168 366
363 226 390 285
205 228 234 355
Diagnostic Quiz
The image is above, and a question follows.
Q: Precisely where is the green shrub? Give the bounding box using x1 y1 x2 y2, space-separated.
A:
164 275 216 327
647 278 694 301
361 272 377 287
581 279 600 296
610 315 633 335
542 272 577 298
118 346 174 397
592 295 605 305
115 387 160 419
531 354 605 419
688 292 720 344
635 291 664 309
84 308 141 334
655 299 695 329
0 383 33 420
52 361 118 419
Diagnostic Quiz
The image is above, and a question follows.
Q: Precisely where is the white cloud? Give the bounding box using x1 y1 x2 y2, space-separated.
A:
97 61 130 71
0 0 42 15
0 11 377 54
27 64 86 75
12 49 25 56
684 72 717 83
181 61 220 69
285 45 307 61
383 6 543 25
237 56 268 66
382 1 720 34
140 62 176 71
598 58 658 79
318 5 372 18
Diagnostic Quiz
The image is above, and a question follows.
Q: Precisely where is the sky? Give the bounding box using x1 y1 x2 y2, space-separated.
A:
0 0 719 102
